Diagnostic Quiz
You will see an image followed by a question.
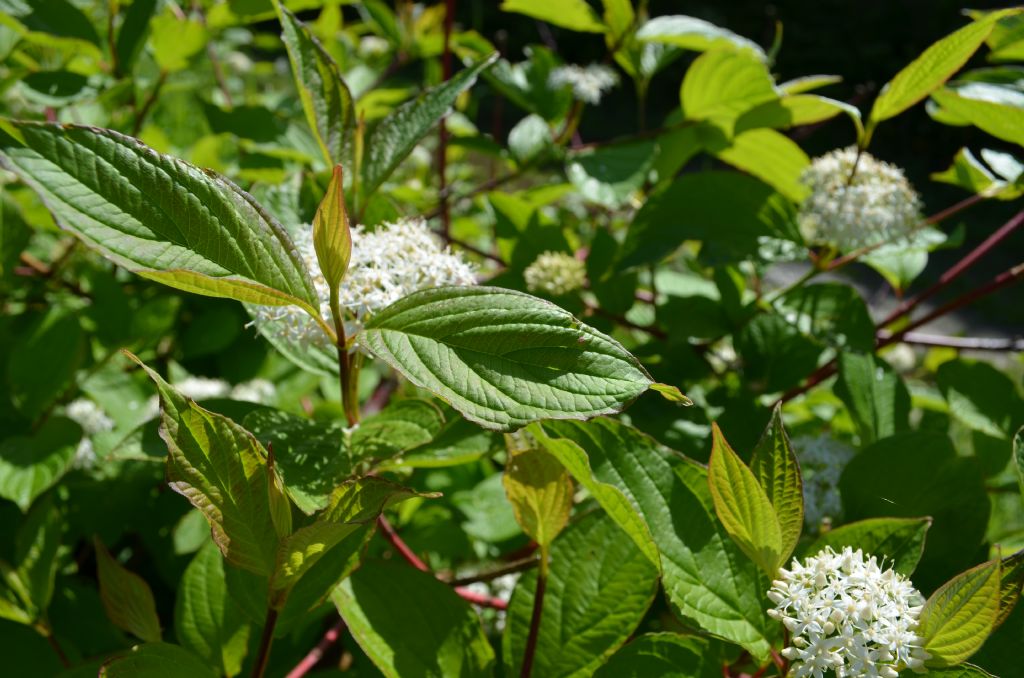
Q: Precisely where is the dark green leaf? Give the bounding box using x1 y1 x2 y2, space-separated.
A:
95 538 162 643
332 561 495 678
594 633 721 678
0 416 80 512
834 351 910 444
0 121 322 319
8 308 84 420
361 55 497 199
360 286 653 431
776 283 875 352
99 642 218 678
803 517 931 575
503 512 659 677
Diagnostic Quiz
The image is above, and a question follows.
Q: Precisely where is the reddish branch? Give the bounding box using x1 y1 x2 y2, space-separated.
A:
286 618 346 678
376 516 508 610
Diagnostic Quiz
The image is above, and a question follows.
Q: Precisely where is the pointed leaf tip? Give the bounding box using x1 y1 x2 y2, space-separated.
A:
651 382 693 405
314 164 352 297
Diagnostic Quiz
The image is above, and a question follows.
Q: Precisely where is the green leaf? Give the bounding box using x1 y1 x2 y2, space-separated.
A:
273 2 354 166
931 84 1024 147
500 0 606 33
803 517 931 576
113 0 157 74
0 416 80 512
937 360 1023 439
736 94 863 138
869 10 1019 125
834 351 910 444
6 495 62 620
840 432 990 591
8 308 85 420
921 559 1001 667
566 141 657 208
99 642 218 678
244 399 443 514
0 121 322 320
594 634 721 678
708 424 784 575
312 165 352 302
175 542 250 677
1016 426 1024 500
503 512 659 678
271 477 423 596
996 549 1024 629
775 283 875 352
502 445 573 547
528 423 659 567
707 127 809 201
749 406 803 567
618 171 787 269
544 419 774 660
132 356 280 578
508 114 552 165
94 538 162 643
636 15 764 58
680 49 777 132
925 667 997 678
360 286 653 431
361 55 497 199
931 147 1005 196
148 9 207 73
332 561 495 678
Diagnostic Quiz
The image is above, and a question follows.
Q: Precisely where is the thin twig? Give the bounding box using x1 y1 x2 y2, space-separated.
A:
878 331 1024 351
286 618 345 678
251 607 280 678
446 556 539 586
131 70 168 137
45 631 71 668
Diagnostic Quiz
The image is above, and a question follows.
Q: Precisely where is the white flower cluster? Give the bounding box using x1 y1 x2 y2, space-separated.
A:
141 377 278 422
65 398 115 469
249 218 476 353
548 64 619 104
769 546 929 678
798 147 923 252
523 251 586 296
792 435 855 533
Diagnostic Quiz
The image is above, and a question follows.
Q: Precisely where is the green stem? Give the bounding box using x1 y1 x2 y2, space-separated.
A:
252 607 279 678
520 546 549 678
330 287 359 427
764 265 821 305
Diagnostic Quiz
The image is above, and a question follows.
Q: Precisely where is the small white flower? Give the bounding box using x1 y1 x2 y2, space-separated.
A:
792 435 855 533
249 218 476 354
358 35 390 58
230 379 276 404
799 147 923 252
548 64 619 104
769 546 929 678
523 251 586 296
174 376 231 401
65 399 115 471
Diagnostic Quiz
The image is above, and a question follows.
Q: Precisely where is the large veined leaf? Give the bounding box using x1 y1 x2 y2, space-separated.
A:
707 127 809 201
636 15 765 58
932 84 1024 147
4 496 62 622
679 49 777 132
0 121 322 320
361 55 498 199
869 9 1020 125
332 561 495 678
174 543 250 677
360 286 655 431
802 517 931 576
529 423 659 568
132 357 280 578
500 0 606 33
920 560 1001 667
503 512 659 678
544 419 774 660
272 2 353 166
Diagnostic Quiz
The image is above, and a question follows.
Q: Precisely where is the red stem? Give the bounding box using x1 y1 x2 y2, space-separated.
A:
519 561 547 678
376 516 508 609
879 207 1024 327
286 618 345 678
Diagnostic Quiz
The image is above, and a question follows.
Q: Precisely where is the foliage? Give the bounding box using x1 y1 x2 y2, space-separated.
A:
0 2 1022 677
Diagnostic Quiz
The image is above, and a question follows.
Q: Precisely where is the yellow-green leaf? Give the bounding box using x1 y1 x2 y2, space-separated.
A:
707 128 809 202
921 559 1001 667
502 442 573 548
680 48 777 133
707 423 783 575
313 165 352 299
95 538 162 643
749 406 803 567
869 9 1021 125
931 84 1024 147
500 0 606 33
